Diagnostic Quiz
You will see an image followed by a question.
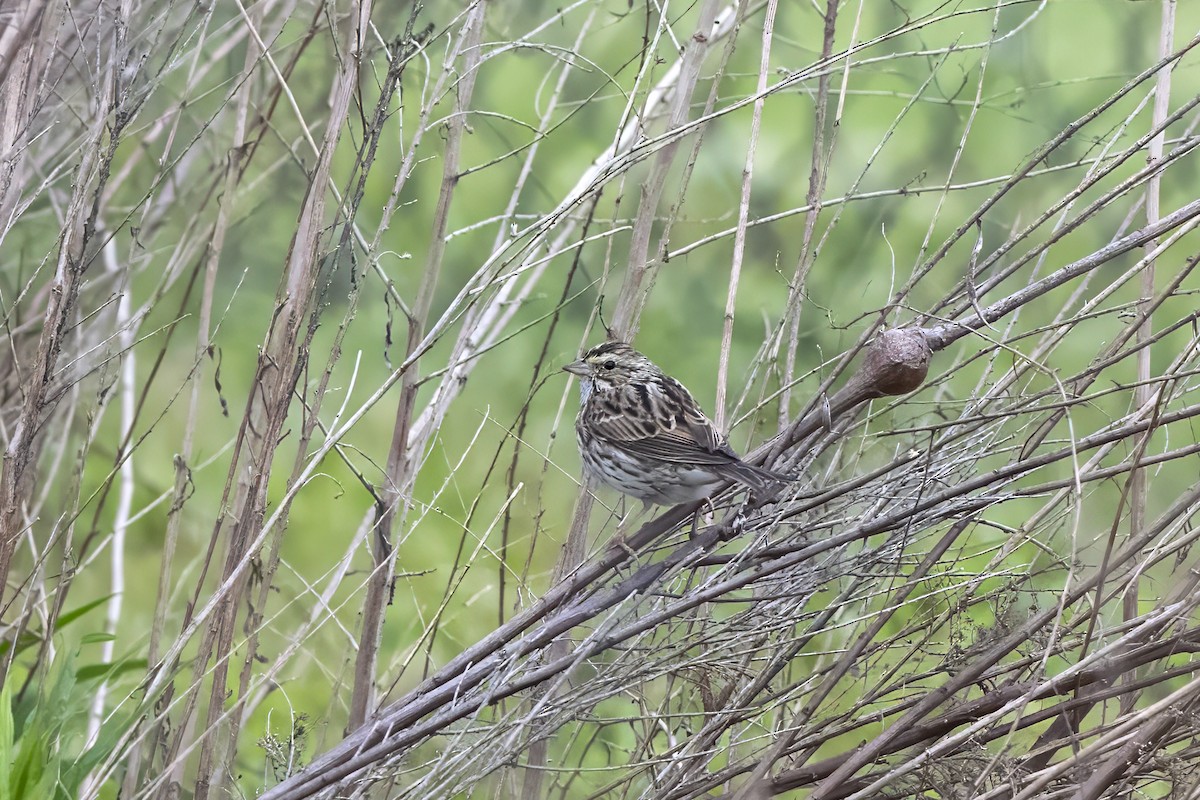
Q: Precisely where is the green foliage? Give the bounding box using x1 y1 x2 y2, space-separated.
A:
2 647 144 800
258 711 311 783
0 596 112 661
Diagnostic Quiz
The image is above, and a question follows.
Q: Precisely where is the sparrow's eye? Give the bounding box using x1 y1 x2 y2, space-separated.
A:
603 360 616 370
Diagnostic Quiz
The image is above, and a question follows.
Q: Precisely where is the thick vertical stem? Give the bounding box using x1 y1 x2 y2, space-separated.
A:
0 30 116 678
1126 0 1174 638
348 0 489 732
609 0 724 340
779 0 839 428
188 4 369 796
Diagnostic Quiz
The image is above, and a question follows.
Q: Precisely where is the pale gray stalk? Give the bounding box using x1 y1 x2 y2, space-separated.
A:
716 0 777 431
1127 0 1175 640
778 0 839 429
609 0 728 339
82 237 136 757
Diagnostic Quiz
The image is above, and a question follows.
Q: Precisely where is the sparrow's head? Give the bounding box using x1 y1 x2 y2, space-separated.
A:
563 341 660 396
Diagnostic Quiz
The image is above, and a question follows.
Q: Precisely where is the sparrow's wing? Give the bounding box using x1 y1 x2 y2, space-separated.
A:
586 377 740 467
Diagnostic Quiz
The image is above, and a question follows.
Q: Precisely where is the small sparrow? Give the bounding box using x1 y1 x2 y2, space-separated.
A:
563 341 789 506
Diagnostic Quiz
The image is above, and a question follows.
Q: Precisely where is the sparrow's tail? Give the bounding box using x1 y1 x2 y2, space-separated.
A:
722 459 795 492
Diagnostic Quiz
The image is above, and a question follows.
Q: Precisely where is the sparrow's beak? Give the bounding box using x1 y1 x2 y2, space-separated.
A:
562 359 589 377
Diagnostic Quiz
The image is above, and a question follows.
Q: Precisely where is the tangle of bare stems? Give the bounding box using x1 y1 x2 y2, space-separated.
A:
3 1 1200 800
260 197 1200 796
